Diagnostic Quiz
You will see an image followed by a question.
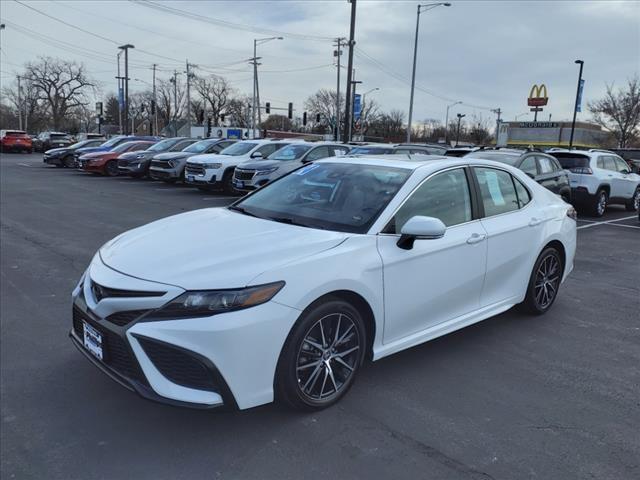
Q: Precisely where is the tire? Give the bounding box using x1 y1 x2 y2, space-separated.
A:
63 155 75 168
222 170 235 195
275 298 366 411
590 189 608 217
625 188 640 212
104 160 119 177
519 247 563 315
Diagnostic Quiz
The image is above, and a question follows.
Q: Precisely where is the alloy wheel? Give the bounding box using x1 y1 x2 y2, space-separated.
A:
634 190 640 211
597 192 607 216
534 253 561 310
296 313 360 401
106 161 118 176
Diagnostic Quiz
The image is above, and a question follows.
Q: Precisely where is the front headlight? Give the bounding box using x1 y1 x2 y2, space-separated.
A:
203 162 222 169
255 167 278 175
135 153 145 159
148 281 285 319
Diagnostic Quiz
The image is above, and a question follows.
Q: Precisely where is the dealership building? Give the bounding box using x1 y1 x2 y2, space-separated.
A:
496 121 608 149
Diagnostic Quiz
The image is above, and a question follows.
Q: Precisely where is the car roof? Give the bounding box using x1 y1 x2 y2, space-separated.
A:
317 154 451 170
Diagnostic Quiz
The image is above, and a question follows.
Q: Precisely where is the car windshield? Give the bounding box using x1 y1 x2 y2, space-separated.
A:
148 138 181 152
70 140 95 150
220 142 257 156
549 153 590 169
101 136 126 148
269 144 313 161
51 134 70 139
465 151 521 165
112 141 141 153
233 162 411 234
184 140 216 153
350 146 395 155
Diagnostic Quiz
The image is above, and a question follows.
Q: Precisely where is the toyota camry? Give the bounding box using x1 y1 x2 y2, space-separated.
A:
70 155 577 411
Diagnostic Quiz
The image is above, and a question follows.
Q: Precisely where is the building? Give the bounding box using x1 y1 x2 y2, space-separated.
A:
496 121 608 149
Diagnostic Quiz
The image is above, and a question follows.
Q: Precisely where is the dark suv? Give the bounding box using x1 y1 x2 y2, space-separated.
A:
465 149 572 202
33 132 73 152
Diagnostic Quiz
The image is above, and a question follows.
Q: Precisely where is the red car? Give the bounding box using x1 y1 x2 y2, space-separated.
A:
79 141 155 176
0 130 33 153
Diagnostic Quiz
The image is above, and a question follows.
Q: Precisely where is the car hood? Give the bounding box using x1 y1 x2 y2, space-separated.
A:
99 207 347 290
44 147 71 155
118 151 143 160
188 153 240 165
153 151 191 161
238 159 284 170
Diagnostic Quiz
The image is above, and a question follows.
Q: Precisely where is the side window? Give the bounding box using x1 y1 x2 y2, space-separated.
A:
603 156 616 171
613 157 629 173
474 167 520 217
537 156 555 174
388 168 472 233
210 144 224 153
597 157 605 169
520 156 538 176
513 178 531 208
306 146 329 161
129 143 146 152
257 144 278 157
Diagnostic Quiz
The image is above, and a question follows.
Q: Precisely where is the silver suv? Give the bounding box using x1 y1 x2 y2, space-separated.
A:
232 142 351 193
549 149 640 216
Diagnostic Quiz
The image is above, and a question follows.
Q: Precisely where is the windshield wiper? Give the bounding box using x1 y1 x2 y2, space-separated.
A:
228 205 259 218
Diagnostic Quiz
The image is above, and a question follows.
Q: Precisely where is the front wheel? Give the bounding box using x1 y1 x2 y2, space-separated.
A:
276 299 366 411
625 188 639 212
104 160 119 177
519 247 563 315
63 155 75 168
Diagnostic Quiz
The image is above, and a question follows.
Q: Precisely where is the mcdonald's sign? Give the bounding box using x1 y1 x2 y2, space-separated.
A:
527 84 548 107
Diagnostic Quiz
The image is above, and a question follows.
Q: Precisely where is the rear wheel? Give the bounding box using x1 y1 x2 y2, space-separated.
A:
105 160 119 177
276 299 366 411
590 189 607 217
625 188 639 212
520 247 563 315
63 155 75 168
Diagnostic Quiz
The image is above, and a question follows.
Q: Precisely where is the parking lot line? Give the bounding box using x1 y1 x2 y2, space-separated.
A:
17 163 33 168
577 215 639 230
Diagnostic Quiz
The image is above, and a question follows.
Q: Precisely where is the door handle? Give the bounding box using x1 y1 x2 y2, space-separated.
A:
529 217 542 227
466 233 487 244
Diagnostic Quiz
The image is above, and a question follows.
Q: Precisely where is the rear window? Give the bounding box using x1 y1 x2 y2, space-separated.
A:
549 153 590 169
350 147 395 155
51 133 70 139
5 131 27 137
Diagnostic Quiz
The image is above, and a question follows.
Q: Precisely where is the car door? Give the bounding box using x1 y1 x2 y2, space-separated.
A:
550 157 571 201
474 166 543 306
535 155 560 194
377 167 488 344
602 156 624 198
611 156 635 199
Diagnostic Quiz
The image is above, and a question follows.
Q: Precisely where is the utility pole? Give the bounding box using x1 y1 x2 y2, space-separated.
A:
16 75 22 131
185 60 197 135
333 38 344 141
455 113 465 147
116 52 123 134
349 75 362 142
491 107 502 146
118 44 134 135
152 63 158 136
343 0 357 144
170 70 178 137
569 59 584 149
445 100 461 145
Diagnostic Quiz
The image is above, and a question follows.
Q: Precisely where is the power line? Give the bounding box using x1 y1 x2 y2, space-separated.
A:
130 0 334 42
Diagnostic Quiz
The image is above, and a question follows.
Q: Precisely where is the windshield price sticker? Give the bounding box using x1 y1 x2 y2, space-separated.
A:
297 164 320 176
485 171 506 206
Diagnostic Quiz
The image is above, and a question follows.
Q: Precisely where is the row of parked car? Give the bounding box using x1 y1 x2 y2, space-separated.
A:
33 132 640 216
0 129 105 153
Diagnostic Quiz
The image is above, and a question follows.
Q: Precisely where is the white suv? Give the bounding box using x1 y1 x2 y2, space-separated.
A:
185 139 292 193
550 149 640 216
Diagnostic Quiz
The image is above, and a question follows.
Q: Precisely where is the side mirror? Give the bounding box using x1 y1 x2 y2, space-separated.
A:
397 216 446 250
250 152 263 159
622 169 630 175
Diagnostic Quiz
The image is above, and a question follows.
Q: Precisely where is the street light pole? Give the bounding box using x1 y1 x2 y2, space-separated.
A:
444 100 461 144
569 59 584 149
334 37 345 142
455 113 465 147
252 36 283 139
342 0 358 144
118 44 134 135
407 2 451 143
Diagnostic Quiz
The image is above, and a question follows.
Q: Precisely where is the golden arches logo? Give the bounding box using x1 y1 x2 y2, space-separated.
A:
528 84 549 107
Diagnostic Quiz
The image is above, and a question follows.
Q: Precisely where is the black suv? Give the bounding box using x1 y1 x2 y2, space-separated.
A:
465 149 572 202
33 132 73 152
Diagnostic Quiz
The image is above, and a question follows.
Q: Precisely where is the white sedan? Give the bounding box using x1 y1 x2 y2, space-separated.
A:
70 156 577 410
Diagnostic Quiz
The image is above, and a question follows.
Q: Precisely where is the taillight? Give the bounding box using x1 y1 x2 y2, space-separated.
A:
569 167 592 174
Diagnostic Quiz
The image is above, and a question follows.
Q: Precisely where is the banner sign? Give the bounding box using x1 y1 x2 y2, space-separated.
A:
118 87 124 111
353 94 362 121
576 79 585 113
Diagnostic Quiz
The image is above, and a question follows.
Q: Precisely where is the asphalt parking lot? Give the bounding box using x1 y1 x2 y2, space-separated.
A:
1 152 639 480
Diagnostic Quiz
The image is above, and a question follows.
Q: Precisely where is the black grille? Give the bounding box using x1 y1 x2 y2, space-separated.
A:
73 307 146 384
150 160 171 169
234 169 255 181
106 309 149 327
90 280 164 302
185 163 205 176
137 336 218 392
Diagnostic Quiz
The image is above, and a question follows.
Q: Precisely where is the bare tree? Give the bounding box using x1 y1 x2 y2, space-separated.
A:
468 113 493 145
23 57 95 130
359 98 381 135
156 77 186 129
2 77 48 132
260 114 292 131
588 76 640 148
368 109 406 141
226 95 251 128
194 74 233 125
304 89 345 131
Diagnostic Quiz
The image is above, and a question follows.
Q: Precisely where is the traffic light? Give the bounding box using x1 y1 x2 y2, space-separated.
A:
303 112 307 126
316 113 321 123
207 116 212 137
265 102 270 114
220 114 225 123
198 109 204 124
150 100 156 115
288 102 293 120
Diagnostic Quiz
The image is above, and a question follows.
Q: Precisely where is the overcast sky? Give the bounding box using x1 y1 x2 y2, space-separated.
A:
1 0 638 127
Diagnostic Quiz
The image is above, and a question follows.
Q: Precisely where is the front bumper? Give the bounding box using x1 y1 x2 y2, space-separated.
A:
43 155 63 165
149 167 180 180
118 160 147 175
570 187 597 206
70 257 300 409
